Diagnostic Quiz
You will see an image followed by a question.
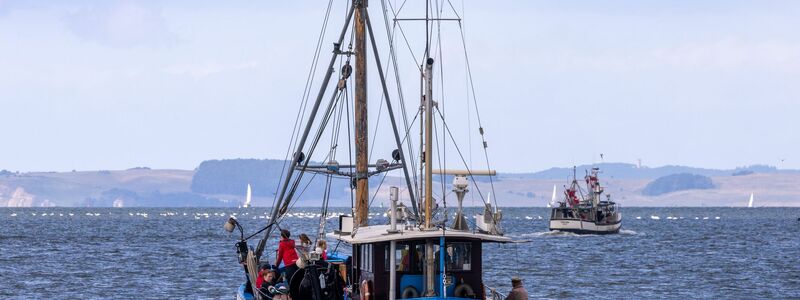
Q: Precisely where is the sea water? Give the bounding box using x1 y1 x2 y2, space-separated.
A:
1 207 798 299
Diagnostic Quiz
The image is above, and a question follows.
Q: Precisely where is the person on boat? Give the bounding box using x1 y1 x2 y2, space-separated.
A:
258 268 289 300
257 268 276 297
397 248 410 271
274 229 300 283
299 233 312 252
504 277 528 300
256 264 276 289
315 239 328 261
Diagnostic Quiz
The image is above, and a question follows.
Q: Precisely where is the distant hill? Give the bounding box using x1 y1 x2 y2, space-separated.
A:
83 188 224 207
190 158 350 200
3 161 800 207
0 169 202 207
642 173 715 196
501 163 796 180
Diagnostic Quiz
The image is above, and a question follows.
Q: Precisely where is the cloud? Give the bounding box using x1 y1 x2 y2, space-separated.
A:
62 0 178 48
527 39 800 73
0 0 38 17
162 61 261 79
650 39 800 71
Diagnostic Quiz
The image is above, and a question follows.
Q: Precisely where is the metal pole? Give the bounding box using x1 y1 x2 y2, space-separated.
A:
389 240 397 300
439 236 446 297
363 10 419 219
256 4 356 258
389 186 398 300
390 187 398 232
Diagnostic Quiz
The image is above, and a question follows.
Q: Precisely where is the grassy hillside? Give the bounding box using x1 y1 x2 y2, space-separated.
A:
3 163 799 207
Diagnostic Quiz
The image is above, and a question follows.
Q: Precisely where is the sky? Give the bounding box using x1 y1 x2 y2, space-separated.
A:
0 0 798 173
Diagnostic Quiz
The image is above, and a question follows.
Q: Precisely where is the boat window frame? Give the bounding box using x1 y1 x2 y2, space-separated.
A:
384 243 412 272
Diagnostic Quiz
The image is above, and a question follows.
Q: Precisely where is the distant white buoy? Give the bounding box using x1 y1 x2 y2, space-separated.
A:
650 215 660 220
635 216 641 220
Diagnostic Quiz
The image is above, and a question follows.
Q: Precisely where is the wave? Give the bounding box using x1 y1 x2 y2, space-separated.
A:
513 231 590 238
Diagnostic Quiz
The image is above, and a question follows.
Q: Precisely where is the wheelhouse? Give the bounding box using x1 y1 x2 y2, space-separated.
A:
329 224 510 299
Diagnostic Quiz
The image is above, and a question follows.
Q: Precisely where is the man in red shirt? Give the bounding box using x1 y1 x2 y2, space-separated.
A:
274 229 300 283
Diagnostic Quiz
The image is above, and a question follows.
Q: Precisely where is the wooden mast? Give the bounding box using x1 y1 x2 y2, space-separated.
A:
354 0 369 226
424 58 434 229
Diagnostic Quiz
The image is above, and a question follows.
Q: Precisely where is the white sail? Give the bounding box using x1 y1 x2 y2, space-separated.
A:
748 193 754 208
244 184 252 208
548 184 556 208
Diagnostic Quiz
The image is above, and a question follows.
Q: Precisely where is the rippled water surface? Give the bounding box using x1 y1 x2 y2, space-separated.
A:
1 207 799 299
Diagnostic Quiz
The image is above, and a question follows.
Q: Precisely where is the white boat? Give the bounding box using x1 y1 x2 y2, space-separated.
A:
549 167 622 234
747 193 754 208
547 184 556 208
243 184 252 208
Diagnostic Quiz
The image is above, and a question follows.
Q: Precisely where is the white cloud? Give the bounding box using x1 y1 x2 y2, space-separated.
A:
62 0 178 48
650 39 800 71
535 39 800 73
162 61 261 79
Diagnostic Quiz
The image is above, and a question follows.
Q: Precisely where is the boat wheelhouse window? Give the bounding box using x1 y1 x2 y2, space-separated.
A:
384 244 411 272
414 244 425 271
415 243 441 272
445 242 472 271
360 244 373 272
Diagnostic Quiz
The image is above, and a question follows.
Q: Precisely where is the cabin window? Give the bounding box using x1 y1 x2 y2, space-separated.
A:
384 244 411 272
414 244 426 271
445 242 472 271
415 243 441 272
360 244 373 272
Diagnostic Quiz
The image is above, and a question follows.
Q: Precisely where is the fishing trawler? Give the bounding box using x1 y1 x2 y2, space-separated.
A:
224 1 521 299
549 167 622 234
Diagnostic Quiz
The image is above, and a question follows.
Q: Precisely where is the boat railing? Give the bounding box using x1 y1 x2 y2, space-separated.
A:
484 284 506 300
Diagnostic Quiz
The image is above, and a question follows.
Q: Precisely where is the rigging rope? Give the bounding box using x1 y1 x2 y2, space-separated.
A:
454 10 499 211
433 107 497 223
382 0 421 215
273 0 336 209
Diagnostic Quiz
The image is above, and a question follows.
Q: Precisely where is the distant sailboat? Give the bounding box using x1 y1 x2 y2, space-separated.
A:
747 193 754 208
548 184 556 208
243 184 252 208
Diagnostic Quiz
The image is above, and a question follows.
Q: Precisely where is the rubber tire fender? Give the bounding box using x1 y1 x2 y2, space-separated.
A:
454 283 476 297
400 285 419 299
